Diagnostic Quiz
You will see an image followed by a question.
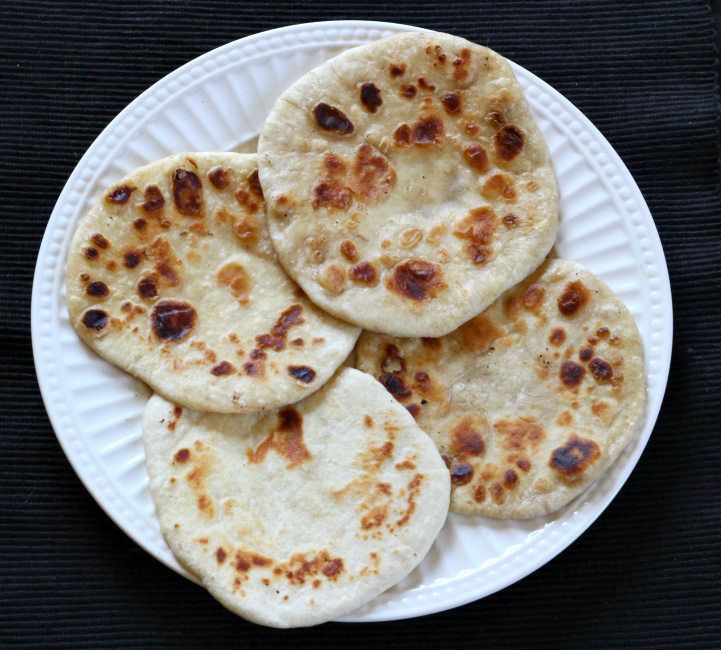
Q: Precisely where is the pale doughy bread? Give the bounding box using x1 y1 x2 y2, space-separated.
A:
355 259 646 518
143 368 450 627
66 153 359 413
259 32 558 336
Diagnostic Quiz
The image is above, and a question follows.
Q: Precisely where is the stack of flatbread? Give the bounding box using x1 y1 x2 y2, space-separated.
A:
66 31 646 627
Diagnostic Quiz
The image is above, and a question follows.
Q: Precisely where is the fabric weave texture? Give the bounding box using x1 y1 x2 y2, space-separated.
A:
1 1 719 648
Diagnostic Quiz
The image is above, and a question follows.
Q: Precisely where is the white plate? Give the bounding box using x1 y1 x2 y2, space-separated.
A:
32 20 672 622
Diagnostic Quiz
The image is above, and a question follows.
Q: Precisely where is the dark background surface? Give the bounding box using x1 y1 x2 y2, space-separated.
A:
2 1 719 648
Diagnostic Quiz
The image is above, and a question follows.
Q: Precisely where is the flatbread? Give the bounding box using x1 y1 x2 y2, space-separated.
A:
66 153 359 413
355 259 646 518
259 31 558 336
143 368 450 627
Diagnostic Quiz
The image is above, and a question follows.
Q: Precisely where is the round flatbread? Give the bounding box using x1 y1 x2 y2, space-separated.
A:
66 153 359 413
355 259 646 518
258 31 558 336
143 368 450 628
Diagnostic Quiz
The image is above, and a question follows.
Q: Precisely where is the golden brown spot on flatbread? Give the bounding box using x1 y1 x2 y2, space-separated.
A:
591 401 610 419
459 314 504 351
197 494 215 517
411 115 443 145
287 365 316 384
451 418 486 455
441 91 462 114
421 337 441 349
488 482 505 504
495 419 545 453
473 484 486 502
151 300 196 342
462 143 489 173
399 83 417 98
486 110 506 128
83 247 99 260
556 410 573 426
396 474 423 527
503 469 519 489
349 144 396 202
207 166 229 189
137 273 158 301
393 123 412 147
233 213 258 246
216 262 251 304
596 326 611 338
312 180 352 210
388 259 445 301
395 459 416 470
417 76 435 91
349 261 379 286
319 263 346 294
323 153 346 176
502 214 519 228
363 415 374 428
312 103 354 135
461 120 480 135
359 82 383 113
106 185 135 205
360 505 387 529
451 48 471 80
399 228 423 249
450 462 474 486
142 185 165 212
91 233 110 250
453 207 496 266
482 172 517 202
279 551 344 585
234 549 272 573
132 218 148 235
389 62 406 76
558 280 590 316
494 124 525 162
174 448 190 463
522 283 545 313
121 248 142 269
579 346 593 362
210 361 235 376
549 434 601 477
173 169 203 217
340 240 358 262
560 360 585 387
406 403 420 418
85 280 108 298
549 327 566 345
255 304 304 352
378 373 411 401
235 187 261 213
589 357 614 382
215 547 227 564
247 169 263 198
516 458 531 472
411 370 429 391
246 407 311 468
150 237 182 287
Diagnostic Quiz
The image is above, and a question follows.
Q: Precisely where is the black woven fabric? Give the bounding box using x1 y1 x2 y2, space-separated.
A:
2 1 719 648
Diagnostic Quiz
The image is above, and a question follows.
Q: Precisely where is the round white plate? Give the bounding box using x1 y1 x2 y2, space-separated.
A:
32 20 672 622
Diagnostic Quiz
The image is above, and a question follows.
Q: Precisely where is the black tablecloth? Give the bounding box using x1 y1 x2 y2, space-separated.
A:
2 1 719 648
